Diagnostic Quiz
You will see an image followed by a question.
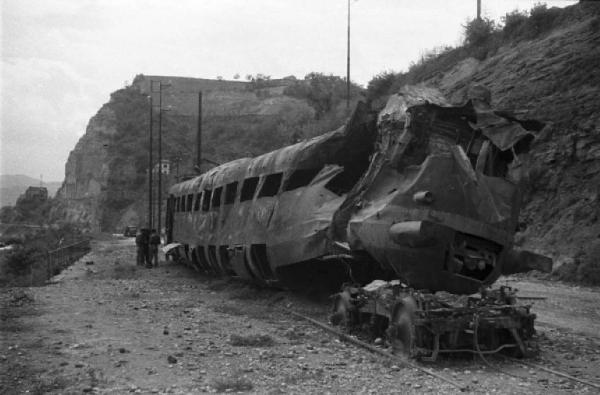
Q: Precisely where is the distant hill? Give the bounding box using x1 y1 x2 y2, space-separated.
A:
0 175 61 207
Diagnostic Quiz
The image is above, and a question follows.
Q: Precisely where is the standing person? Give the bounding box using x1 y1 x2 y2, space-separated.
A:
135 228 146 266
149 229 161 268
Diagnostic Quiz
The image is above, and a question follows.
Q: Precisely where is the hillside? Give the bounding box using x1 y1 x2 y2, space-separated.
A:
367 2 600 282
0 175 61 208
55 74 361 232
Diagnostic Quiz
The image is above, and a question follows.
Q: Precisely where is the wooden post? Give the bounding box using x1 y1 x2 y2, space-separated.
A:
197 91 203 171
346 0 351 109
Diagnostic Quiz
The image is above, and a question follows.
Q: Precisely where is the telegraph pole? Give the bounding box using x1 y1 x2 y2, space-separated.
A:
156 82 172 239
196 91 203 172
477 0 481 20
346 0 351 109
147 88 154 230
157 82 163 237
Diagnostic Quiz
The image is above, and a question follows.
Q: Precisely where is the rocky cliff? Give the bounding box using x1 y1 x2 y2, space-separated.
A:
56 74 354 232
56 104 115 231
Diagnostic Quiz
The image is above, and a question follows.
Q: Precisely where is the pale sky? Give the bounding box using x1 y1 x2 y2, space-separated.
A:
0 0 575 181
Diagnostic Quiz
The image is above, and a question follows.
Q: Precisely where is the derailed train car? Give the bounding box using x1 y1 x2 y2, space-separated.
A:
166 85 552 359
166 85 549 294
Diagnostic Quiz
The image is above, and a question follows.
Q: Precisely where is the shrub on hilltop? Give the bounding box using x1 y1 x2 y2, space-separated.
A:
365 2 594 102
284 73 362 119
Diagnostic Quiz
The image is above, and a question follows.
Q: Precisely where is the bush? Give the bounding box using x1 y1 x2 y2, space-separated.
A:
502 9 529 39
366 71 399 100
463 17 498 47
528 3 562 38
284 72 361 119
576 241 600 285
4 246 38 277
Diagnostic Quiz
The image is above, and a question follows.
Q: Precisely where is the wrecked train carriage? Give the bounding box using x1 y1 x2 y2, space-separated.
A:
166 103 378 285
166 86 547 293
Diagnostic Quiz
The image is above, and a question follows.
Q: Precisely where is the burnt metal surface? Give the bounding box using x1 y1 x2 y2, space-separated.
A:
167 85 550 293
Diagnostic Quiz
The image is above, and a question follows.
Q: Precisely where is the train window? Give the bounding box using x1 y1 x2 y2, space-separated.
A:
202 190 211 211
224 181 238 205
212 187 223 209
284 168 321 191
240 177 259 201
258 173 283 198
180 195 186 212
194 192 202 211
175 197 180 212
187 194 193 212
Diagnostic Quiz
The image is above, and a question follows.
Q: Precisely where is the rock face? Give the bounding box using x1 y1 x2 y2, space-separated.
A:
425 14 600 263
56 105 115 231
55 75 320 233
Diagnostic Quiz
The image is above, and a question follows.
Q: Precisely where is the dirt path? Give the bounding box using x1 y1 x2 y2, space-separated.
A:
1 236 599 394
502 277 600 338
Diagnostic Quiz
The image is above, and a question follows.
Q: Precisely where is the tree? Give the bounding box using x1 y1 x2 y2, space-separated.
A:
463 17 498 47
284 72 361 119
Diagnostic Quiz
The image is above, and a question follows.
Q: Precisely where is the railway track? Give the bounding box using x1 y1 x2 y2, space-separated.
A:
288 309 600 393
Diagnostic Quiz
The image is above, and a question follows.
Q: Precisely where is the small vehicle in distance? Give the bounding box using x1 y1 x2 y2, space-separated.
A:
123 226 138 237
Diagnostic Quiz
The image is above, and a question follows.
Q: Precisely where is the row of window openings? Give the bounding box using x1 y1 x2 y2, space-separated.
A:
174 168 321 213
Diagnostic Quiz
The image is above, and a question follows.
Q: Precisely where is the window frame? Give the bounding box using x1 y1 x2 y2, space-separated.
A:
187 194 194 212
258 173 283 198
194 192 202 211
202 190 211 212
240 177 259 202
224 181 238 205
211 186 223 209
283 168 321 192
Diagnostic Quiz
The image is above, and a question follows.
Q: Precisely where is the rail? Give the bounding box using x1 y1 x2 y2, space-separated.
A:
289 309 600 392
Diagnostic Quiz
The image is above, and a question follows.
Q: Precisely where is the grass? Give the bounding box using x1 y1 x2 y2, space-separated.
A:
228 285 261 300
111 265 138 280
7 289 35 306
30 376 69 395
211 371 254 393
283 369 323 385
212 303 244 316
206 278 234 291
229 334 275 347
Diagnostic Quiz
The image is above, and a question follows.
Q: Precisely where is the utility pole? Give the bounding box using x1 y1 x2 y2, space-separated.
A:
157 81 163 237
477 0 481 20
196 91 203 172
147 88 154 230
346 0 351 109
157 82 171 238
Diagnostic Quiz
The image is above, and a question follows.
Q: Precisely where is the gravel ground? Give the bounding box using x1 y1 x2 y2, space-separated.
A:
1 235 599 394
